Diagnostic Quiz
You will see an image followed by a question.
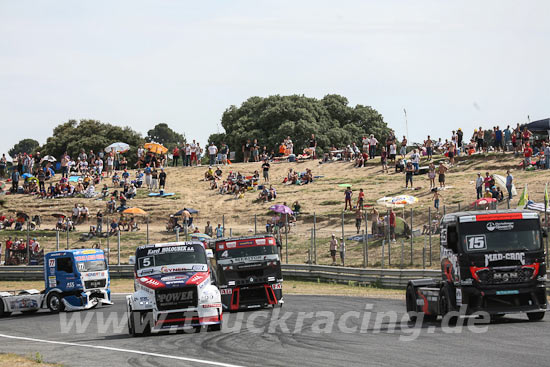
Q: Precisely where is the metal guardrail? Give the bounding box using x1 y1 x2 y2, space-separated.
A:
1 265 548 290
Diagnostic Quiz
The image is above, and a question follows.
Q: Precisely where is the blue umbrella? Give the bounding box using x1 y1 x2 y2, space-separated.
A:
22 173 33 180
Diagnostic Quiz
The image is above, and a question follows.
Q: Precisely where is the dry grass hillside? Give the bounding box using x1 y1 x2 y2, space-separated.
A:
1 152 549 268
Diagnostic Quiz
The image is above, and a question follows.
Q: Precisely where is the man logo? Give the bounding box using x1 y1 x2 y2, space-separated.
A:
486 222 496 231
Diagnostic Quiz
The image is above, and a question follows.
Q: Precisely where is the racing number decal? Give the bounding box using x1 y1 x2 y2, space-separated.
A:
466 235 487 251
139 256 154 268
48 259 55 267
78 263 85 271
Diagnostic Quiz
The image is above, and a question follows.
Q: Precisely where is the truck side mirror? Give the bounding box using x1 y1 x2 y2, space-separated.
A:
205 249 214 259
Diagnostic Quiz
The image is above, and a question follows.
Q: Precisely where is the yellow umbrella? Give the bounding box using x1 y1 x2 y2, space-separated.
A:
123 207 148 215
144 142 168 155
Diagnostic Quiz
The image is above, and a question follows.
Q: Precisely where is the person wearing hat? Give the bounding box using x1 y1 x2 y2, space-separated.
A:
329 234 338 266
159 167 167 190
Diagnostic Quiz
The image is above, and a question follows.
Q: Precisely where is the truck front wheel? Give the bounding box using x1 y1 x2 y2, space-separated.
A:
47 293 65 313
0 299 11 318
527 312 545 321
439 286 457 324
130 311 151 336
406 285 418 322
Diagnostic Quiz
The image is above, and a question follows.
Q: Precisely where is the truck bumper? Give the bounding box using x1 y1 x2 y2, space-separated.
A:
151 305 222 332
461 284 547 315
62 289 111 311
222 283 283 311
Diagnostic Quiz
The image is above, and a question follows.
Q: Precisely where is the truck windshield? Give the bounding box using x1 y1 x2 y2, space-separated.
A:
216 245 278 261
136 244 206 270
77 260 107 272
460 220 542 252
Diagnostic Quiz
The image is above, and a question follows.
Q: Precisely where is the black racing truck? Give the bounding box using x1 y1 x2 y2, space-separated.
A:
210 235 283 311
407 210 547 321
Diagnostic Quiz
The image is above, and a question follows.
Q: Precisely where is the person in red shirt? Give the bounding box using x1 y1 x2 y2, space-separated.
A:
172 146 180 167
357 188 365 209
524 143 533 170
389 209 396 242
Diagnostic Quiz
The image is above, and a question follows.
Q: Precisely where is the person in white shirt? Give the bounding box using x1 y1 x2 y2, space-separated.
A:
190 140 198 166
208 143 218 166
106 155 114 177
95 158 103 176
368 134 378 159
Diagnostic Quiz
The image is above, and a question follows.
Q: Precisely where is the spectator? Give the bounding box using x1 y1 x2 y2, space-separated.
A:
151 169 158 191
204 221 213 237
0 154 6 178
523 143 533 170
424 135 433 160
405 161 414 189
329 234 338 266
357 188 365 209
544 141 550 169
208 143 218 166
368 134 378 160
433 189 441 211
216 223 223 238
399 136 407 158
172 146 180 167
184 143 191 167
476 173 483 199
159 168 167 190
109 219 119 235
344 187 353 211
389 208 396 242
309 134 317 159
355 208 362 234
262 159 270 182
252 139 260 162
219 143 229 165
428 163 436 189
340 237 345 266
506 170 513 200
242 139 251 163
438 163 448 188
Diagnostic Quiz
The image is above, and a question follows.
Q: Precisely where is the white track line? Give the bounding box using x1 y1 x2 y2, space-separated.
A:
0 333 244 367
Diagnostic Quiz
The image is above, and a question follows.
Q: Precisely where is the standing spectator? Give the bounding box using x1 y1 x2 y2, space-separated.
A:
144 164 152 190
410 149 420 172
389 208 396 242
137 145 145 168
399 136 407 158
106 154 114 177
344 187 353 211
476 173 484 199
494 126 503 152
438 162 448 188
151 169 158 191
329 234 338 266
216 223 223 238
159 168 167 190
190 140 198 166
11 169 20 193
242 139 251 163
521 127 532 148
428 163 436 189
262 159 270 182
457 128 464 152
523 143 533 170
503 125 511 152
357 188 365 209
309 134 317 159
61 153 69 178
37 169 46 192
96 210 103 233
424 136 433 160
476 127 484 152
184 143 191 167
339 237 346 266
204 221 213 237
0 154 6 178
389 141 397 163
505 170 513 200
405 161 414 189
433 189 441 211
208 142 218 166
252 139 260 162
368 134 378 160
196 143 203 166
355 208 362 234
172 146 180 167
380 147 388 173
219 143 228 165
544 141 550 169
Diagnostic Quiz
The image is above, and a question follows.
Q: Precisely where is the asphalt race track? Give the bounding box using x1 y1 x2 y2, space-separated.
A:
0 294 548 367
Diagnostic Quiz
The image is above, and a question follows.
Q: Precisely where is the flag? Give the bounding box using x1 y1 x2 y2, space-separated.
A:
517 184 529 209
545 183 549 208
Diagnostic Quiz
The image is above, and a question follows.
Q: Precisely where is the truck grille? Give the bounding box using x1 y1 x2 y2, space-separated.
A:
155 286 197 311
84 279 106 289
480 268 533 285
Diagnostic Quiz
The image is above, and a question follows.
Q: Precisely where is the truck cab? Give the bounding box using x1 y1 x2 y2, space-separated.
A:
211 235 283 311
407 210 547 321
0 249 112 316
126 241 222 336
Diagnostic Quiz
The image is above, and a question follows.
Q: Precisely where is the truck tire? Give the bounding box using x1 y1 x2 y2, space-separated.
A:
130 311 151 336
0 299 11 318
207 322 222 332
47 292 65 313
406 285 418 322
439 286 457 325
527 312 545 322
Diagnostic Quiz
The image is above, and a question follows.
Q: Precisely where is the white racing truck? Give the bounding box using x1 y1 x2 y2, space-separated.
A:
127 241 223 336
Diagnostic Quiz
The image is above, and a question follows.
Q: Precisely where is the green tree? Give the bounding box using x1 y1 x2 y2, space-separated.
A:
8 138 40 158
41 119 145 166
145 123 186 150
210 94 390 161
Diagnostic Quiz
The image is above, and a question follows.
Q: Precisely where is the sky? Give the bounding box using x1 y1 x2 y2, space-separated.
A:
1 0 549 157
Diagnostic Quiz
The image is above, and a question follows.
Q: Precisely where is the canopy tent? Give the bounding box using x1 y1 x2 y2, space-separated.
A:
522 118 550 134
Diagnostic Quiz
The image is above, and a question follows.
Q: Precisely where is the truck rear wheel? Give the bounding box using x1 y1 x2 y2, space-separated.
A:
0 299 11 318
527 312 545 321
47 292 65 313
439 286 457 325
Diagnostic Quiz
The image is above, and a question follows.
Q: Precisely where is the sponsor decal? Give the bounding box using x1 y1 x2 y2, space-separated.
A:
48 259 55 267
147 245 195 255
139 276 164 288
272 283 282 290
48 276 57 288
226 242 237 248
74 254 105 262
220 288 232 295
157 290 194 304
201 303 222 308
82 250 98 255
486 222 514 231
466 235 487 251
238 240 254 247
484 252 525 266
255 239 266 245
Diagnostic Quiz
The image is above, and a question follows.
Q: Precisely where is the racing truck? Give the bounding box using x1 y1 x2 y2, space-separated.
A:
0 249 112 316
211 235 283 311
406 210 547 322
126 241 222 336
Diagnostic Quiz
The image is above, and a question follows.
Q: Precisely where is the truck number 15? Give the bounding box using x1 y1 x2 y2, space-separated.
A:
466 235 486 250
